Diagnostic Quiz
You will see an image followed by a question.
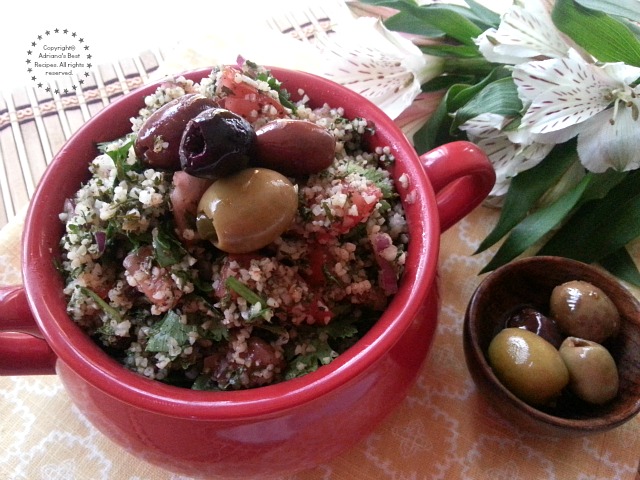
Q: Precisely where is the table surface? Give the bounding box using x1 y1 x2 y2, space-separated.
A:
1 1 639 479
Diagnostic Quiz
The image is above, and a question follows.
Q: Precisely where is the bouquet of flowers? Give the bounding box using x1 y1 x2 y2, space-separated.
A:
343 0 640 285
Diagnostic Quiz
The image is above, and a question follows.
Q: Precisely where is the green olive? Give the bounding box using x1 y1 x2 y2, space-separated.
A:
488 328 569 407
559 337 619 405
550 280 620 344
196 168 298 253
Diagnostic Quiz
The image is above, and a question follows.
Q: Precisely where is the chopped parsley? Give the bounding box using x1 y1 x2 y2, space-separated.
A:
98 133 137 182
225 276 273 321
152 226 188 267
145 310 197 357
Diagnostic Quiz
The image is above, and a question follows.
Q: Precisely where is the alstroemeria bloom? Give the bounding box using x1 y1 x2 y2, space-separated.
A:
475 0 575 64
312 16 444 119
460 113 553 196
513 57 640 172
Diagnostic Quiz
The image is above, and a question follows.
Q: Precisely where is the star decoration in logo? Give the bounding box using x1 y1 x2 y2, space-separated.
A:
26 27 94 94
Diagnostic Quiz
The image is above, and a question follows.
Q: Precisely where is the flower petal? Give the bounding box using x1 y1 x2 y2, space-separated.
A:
577 103 640 173
313 17 443 119
394 91 446 143
473 135 519 196
475 0 570 64
601 63 640 84
459 113 510 137
461 113 552 196
511 111 582 146
514 58 622 134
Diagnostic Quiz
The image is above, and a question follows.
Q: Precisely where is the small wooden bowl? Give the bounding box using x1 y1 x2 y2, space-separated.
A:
463 256 640 436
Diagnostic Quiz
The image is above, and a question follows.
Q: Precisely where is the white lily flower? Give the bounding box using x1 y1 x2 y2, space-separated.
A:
312 17 444 119
475 0 574 64
513 57 640 172
576 101 640 173
460 113 553 195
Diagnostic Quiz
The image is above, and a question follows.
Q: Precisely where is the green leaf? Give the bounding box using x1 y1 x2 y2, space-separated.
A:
385 11 446 38
146 310 197 355
421 74 476 92
415 5 485 46
575 0 640 23
419 44 482 58
321 317 359 340
539 170 640 262
452 77 522 129
552 0 640 66
412 86 460 153
416 3 496 33
413 68 506 152
152 226 188 268
284 336 338 380
98 134 136 182
599 247 640 287
225 276 266 305
79 287 122 323
463 0 501 28
480 173 593 273
476 142 579 253
366 0 484 46
191 374 217 391
224 276 272 321
249 61 298 113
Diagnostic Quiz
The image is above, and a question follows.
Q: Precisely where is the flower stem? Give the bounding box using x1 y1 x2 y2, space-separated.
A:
441 57 499 77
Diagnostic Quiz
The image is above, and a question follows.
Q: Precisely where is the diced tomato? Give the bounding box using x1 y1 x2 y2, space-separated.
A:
217 66 287 121
339 184 383 233
304 295 334 326
304 244 332 287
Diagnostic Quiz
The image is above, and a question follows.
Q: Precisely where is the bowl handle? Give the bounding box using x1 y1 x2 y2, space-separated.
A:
420 141 495 232
0 286 56 375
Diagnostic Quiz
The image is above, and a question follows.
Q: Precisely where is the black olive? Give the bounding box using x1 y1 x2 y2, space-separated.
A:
179 108 257 180
134 94 219 170
504 305 564 348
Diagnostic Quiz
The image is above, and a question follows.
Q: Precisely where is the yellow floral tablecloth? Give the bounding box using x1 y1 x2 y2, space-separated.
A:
1 1 639 478
1 203 639 479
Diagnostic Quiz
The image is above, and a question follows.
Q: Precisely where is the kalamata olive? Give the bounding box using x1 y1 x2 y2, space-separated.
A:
505 305 564 348
488 328 569 407
134 94 219 170
255 119 336 176
559 337 619 404
550 280 620 344
180 108 256 180
196 168 298 253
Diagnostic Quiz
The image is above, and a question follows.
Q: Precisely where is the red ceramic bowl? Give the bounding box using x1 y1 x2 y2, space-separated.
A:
0 67 495 478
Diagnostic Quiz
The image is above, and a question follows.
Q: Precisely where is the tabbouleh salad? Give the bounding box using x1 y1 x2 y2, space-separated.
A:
58 60 409 391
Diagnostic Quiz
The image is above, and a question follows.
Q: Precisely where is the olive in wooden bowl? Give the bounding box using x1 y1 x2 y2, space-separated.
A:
463 256 640 436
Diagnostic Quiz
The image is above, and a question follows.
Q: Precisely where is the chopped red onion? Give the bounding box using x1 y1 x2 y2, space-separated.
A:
94 231 107 254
